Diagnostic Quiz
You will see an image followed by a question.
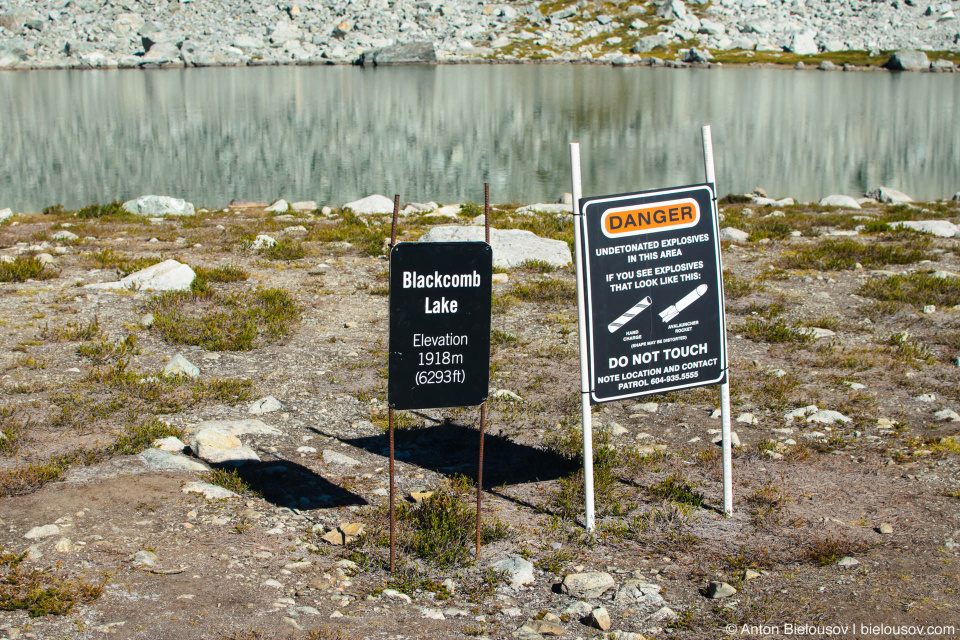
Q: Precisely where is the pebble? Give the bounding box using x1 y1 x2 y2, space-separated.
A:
249 396 283 415
878 523 894 534
164 353 200 378
382 589 412 603
837 556 859 567
490 556 535 587
586 607 611 631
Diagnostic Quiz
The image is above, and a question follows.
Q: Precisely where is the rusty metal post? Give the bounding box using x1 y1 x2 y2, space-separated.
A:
391 194 400 247
389 407 396 572
476 183 491 561
389 194 400 572
476 402 486 560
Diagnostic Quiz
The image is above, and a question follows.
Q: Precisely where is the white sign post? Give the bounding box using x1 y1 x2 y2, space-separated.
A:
570 126 733 530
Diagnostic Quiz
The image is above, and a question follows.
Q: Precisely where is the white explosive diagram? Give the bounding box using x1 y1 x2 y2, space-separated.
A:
607 284 708 333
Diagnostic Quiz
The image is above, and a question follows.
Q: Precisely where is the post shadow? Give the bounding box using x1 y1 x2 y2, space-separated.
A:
321 421 577 488
214 458 368 510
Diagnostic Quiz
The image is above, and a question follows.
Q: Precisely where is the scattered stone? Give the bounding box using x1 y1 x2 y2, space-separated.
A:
164 354 200 378
916 393 937 403
265 199 289 212
24 524 59 540
819 195 861 209
322 449 361 467
607 422 629 437
560 571 616 599
719 227 749 242
837 556 860 567
251 234 277 250
419 226 571 269
712 431 741 447
877 523 894 534
382 588 412 603
562 600 594 618
523 619 566 636
641 606 679 628
785 405 819 422
409 490 434 503
55 537 74 553
133 550 158 567
139 448 208 472
490 556 535 587
0 207 12 222
249 396 283 415
806 410 851 425
491 389 523 402
866 186 913 204
191 419 282 437
344 194 395 214
291 201 317 211
182 481 238 500
85 259 196 292
736 413 758 425
122 195 195 217
935 409 960 422
51 230 79 241
586 607 611 631
808 328 836 339
706 581 736 599
744 569 761 581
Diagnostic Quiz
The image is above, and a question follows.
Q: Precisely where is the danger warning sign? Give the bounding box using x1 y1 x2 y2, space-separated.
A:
578 184 727 404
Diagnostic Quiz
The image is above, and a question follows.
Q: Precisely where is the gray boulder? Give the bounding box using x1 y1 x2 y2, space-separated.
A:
719 227 749 242
656 0 687 20
122 195 195 217
84 259 196 292
788 31 819 55
891 220 958 237
343 194 395 214
419 226 572 269
866 186 913 204
885 50 929 71
819 195 861 209
632 34 670 53
681 48 711 63
0 13 26 32
358 41 437 66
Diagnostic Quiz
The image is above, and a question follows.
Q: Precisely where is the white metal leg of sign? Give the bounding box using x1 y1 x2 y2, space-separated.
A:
570 142 596 531
701 125 733 517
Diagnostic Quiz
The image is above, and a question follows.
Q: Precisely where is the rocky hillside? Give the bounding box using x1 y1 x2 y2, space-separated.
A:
0 0 958 69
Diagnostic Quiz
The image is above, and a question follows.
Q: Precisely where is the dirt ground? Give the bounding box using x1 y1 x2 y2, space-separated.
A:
0 199 959 640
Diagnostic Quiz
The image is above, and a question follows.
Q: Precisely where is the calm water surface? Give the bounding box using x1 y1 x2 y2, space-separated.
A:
1 65 958 211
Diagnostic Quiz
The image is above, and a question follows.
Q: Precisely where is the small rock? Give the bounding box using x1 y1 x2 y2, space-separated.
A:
524 619 566 636
586 606 611 631
344 194 395 214
182 481 239 500
265 199 289 212
139 448 208 471
164 354 200 378
490 556 535 587
383 588 412 603
712 431 741 447
85 259 195 292
743 569 761 581
706 581 736 598
736 412 758 425
51 230 79 241
251 234 277 250
249 396 283 415
133 550 158 567
866 186 913 204
152 436 186 453
877 523 894 535
122 195 195 217
885 49 929 71
560 571 616 599
806 410 851 425
916 393 936 403
24 524 59 540
935 409 960 422
322 450 361 467
837 556 859 567
719 227 749 242
819 195 861 209
54 537 74 553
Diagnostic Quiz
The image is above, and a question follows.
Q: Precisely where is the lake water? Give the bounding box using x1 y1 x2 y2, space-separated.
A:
1 64 958 212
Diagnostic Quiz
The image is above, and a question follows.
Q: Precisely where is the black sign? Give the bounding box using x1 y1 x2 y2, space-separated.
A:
579 184 727 404
388 242 492 410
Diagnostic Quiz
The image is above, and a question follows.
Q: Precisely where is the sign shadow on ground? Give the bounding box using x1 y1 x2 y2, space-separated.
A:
212 459 368 510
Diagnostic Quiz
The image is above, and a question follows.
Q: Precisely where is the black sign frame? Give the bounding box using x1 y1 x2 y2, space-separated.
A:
579 183 727 404
387 241 492 410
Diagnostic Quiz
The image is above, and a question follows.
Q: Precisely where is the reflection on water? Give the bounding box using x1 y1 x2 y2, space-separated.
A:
0 65 958 211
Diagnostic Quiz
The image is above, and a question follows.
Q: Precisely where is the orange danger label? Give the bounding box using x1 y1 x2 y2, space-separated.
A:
600 198 701 238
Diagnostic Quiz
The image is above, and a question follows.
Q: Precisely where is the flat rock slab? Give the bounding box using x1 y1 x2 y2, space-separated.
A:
866 186 913 203
191 419 282 437
819 195 861 209
139 448 208 471
892 220 958 238
85 259 196 292
122 195 195 217
419 225 571 269
322 450 361 466
182 481 238 500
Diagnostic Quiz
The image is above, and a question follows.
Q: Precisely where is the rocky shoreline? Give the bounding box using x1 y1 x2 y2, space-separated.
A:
1 0 959 71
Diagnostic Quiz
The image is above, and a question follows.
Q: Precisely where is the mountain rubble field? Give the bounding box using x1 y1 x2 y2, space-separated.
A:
0 197 958 640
